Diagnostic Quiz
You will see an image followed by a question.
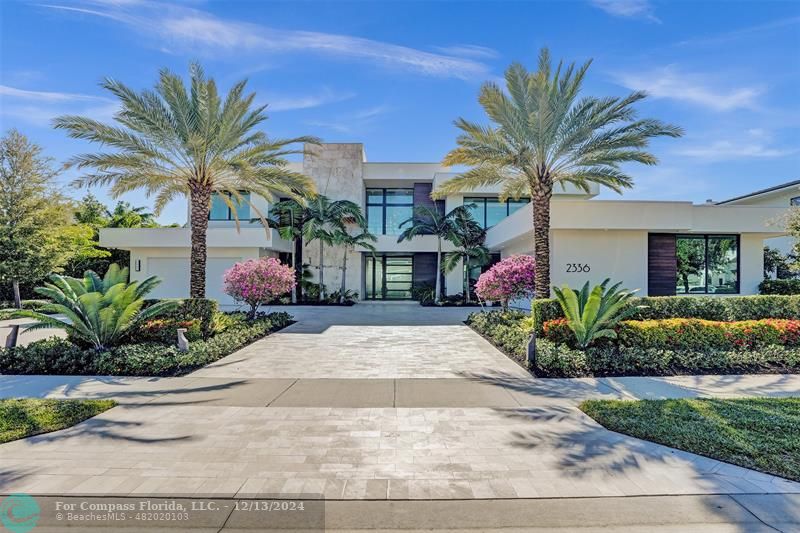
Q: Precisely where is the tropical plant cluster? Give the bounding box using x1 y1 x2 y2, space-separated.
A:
0 312 292 376
543 317 800 351
531 294 800 334
467 310 800 378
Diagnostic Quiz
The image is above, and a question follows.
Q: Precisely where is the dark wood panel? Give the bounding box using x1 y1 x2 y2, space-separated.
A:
648 233 677 296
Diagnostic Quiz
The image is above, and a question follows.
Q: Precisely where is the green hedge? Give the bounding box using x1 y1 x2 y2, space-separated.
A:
543 317 800 351
468 310 800 377
531 295 800 333
0 312 293 377
759 279 800 295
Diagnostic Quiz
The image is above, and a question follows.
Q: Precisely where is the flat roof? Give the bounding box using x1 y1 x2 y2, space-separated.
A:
716 179 800 205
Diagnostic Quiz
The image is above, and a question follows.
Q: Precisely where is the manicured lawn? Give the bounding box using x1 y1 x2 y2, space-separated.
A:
580 397 800 482
0 398 116 443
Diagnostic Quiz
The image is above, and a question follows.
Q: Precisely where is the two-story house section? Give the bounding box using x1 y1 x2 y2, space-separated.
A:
100 143 789 304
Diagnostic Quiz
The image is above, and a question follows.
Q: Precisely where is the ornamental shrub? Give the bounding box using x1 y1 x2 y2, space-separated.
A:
474 255 536 308
532 295 800 333
759 279 800 295
223 258 296 319
542 317 800 351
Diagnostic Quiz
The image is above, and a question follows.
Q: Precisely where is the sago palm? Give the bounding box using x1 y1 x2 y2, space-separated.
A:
435 48 683 297
54 63 319 298
13 264 177 350
302 196 365 302
552 279 641 349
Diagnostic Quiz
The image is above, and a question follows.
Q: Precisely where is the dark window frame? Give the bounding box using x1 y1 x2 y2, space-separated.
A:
209 191 251 221
366 188 414 235
676 234 740 295
364 254 414 300
791 196 800 206
463 197 530 229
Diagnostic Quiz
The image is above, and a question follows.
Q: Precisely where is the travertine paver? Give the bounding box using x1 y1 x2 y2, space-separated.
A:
1 404 797 499
194 304 526 379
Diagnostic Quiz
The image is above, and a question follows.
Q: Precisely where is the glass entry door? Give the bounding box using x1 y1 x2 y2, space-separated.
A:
365 256 413 299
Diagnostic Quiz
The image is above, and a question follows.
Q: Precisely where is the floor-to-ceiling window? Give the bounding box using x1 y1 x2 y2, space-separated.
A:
464 197 529 229
365 256 413 299
366 188 414 235
209 191 251 221
676 235 739 294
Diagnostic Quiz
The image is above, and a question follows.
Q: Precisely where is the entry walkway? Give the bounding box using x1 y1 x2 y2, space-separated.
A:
1 304 798 512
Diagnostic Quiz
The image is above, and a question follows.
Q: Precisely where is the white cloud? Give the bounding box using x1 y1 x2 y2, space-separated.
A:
43 2 491 80
306 106 389 134
589 0 659 22
615 66 763 111
0 84 116 126
0 84 106 102
263 88 355 112
676 141 796 160
432 44 499 59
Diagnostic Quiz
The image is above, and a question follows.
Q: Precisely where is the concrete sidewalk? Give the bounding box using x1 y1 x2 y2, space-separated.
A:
2 373 798 405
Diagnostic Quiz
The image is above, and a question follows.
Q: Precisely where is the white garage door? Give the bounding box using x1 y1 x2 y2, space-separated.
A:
146 257 240 305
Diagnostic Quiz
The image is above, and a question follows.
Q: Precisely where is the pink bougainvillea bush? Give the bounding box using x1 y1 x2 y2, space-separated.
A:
475 255 536 308
223 258 296 318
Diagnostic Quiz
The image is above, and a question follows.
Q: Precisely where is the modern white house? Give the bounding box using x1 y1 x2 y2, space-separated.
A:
100 143 789 304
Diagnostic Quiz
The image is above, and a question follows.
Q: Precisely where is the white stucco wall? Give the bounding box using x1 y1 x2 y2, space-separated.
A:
129 247 260 305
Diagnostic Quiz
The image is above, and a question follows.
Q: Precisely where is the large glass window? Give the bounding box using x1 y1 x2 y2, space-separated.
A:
464 197 530 228
209 191 250 221
676 235 739 294
366 188 413 235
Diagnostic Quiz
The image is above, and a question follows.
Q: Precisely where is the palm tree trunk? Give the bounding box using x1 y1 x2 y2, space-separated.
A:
291 238 298 304
318 239 324 302
294 236 303 302
435 238 442 304
340 248 348 304
189 184 211 299
464 259 470 304
12 280 21 309
532 183 552 298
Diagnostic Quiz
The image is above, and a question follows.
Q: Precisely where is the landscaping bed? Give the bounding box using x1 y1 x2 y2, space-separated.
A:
0 398 116 443
580 398 800 482
0 311 293 377
467 305 800 377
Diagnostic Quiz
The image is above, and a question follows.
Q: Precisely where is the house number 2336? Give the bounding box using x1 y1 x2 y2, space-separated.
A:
566 263 590 273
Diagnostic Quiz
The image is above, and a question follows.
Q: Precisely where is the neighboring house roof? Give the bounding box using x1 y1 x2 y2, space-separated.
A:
716 179 800 205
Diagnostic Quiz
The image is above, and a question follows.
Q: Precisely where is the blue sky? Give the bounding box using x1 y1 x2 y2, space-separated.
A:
1 0 798 224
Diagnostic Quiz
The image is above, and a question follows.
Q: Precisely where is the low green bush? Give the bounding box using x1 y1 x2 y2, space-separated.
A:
0 312 293 376
531 295 800 333
135 318 203 344
759 279 800 295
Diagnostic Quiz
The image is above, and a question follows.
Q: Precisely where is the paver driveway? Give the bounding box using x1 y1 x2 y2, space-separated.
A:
1 303 798 502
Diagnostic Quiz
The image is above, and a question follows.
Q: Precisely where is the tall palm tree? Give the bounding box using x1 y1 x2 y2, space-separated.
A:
442 205 489 303
397 205 458 304
334 228 377 303
54 63 319 298
302 196 365 302
435 48 683 297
